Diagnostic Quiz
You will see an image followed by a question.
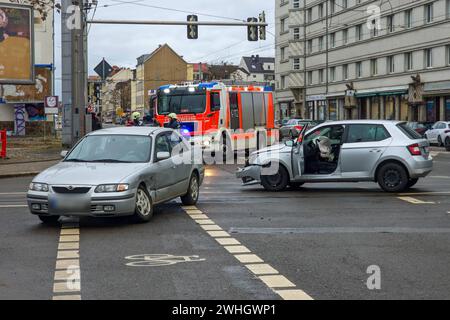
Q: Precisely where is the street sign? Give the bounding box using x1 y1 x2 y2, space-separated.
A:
44 96 59 114
94 59 113 80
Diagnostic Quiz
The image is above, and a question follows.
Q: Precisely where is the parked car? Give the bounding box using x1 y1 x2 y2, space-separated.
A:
27 127 204 224
424 121 450 150
279 119 319 139
237 120 433 193
406 122 434 137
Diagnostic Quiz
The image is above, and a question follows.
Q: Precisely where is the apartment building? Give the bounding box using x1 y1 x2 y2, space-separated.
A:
275 0 450 122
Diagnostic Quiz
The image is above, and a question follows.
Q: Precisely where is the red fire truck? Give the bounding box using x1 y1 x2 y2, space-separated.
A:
154 82 277 153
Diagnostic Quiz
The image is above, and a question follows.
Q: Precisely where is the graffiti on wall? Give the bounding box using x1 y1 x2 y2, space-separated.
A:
14 104 25 136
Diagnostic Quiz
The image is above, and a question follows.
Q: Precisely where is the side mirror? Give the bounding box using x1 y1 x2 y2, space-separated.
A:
60 150 68 158
156 151 171 161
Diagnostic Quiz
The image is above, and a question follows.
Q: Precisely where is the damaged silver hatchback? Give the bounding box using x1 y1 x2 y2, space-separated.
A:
236 120 433 193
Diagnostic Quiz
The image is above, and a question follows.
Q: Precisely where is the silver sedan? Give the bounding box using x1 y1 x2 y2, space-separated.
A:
27 127 204 224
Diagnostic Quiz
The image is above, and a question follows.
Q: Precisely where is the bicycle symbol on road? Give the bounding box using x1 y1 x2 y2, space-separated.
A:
125 254 206 267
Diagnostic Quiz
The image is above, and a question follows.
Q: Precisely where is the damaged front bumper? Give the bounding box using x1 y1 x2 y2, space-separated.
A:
236 165 262 186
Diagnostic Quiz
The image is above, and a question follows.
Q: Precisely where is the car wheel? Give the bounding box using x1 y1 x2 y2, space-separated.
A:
38 215 60 224
181 173 200 205
133 186 153 223
289 182 305 190
438 136 443 147
261 165 289 192
406 178 419 189
445 137 450 151
377 162 409 193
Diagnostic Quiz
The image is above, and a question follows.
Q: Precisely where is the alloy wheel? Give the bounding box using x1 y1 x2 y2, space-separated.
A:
136 189 151 216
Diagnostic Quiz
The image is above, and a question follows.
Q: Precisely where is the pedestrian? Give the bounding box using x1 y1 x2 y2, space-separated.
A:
132 111 141 126
167 113 180 129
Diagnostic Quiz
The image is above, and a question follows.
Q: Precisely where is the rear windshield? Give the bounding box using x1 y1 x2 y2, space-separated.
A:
397 123 423 140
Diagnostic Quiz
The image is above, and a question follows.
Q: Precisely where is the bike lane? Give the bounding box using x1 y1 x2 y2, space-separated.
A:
79 202 278 300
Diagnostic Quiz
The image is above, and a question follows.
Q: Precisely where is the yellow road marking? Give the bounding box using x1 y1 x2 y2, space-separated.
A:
245 264 279 275
259 275 296 288
57 250 80 259
207 231 230 238
181 206 198 210
275 289 313 300
53 282 80 293
55 259 79 270
399 191 450 196
60 229 80 235
224 245 251 254
216 238 240 245
182 206 314 300
201 225 223 231
397 196 435 204
196 219 215 225
54 269 80 281
58 242 79 250
234 254 264 264
52 295 81 300
59 235 79 242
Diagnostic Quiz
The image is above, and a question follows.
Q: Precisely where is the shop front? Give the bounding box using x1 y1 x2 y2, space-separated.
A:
306 95 343 121
423 81 450 122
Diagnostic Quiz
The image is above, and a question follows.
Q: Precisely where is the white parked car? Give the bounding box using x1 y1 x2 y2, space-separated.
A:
424 121 450 151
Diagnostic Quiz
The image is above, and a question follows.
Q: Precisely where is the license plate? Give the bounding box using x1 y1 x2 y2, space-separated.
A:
49 196 89 212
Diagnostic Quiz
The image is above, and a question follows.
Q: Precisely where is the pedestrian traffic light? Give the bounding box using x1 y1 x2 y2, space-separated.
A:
247 17 258 41
259 12 266 41
187 15 198 39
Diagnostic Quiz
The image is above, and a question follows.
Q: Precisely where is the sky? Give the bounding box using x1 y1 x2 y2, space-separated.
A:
54 0 276 94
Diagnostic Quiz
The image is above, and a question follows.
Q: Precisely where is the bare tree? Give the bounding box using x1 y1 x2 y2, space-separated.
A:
9 0 61 20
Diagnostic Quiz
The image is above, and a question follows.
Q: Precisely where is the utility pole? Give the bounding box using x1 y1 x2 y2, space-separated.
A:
302 3 307 119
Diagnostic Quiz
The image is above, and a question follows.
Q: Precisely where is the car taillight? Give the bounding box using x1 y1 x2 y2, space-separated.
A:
407 143 422 156
297 134 303 143
294 125 303 131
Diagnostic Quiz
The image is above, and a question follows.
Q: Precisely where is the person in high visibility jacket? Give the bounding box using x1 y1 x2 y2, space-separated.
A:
167 113 180 130
132 111 141 126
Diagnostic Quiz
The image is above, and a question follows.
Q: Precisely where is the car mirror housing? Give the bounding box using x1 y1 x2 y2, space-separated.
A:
60 150 68 158
156 152 171 161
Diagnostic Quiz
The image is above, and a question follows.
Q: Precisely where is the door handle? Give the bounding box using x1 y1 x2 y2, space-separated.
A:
369 149 381 153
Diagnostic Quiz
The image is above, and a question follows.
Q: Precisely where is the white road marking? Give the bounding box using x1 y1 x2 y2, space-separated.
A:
57 250 80 259
399 191 450 196
181 205 314 300
0 205 28 208
52 295 81 300
59 235 79 242
0 192 27 195
397 196 435 204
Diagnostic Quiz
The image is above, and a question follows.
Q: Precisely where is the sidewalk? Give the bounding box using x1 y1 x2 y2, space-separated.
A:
0 160 59 179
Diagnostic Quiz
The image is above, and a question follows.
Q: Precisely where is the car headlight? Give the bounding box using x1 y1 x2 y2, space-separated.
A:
95 184 129 193
29 183 49 192
202 140 211 147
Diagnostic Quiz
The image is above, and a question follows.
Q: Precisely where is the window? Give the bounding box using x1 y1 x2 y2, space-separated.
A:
342 0 348 9
293 28 300 40
447 0 450 18
356 62 362 78
307 8 312 22
308 71 313 85
293 0 300 9
281 18 287 33
342 29 348 44
347 125 391 143
425 48 433 68
281 47 287 61
371 22 379 37
305 125 345 145
281 75 286 89
318 3 324 18
405 52 413 71
319 69 324 83
356 24 363 41
425 3 433 24
387 15 394 33
447 45 450 65
307 39 313 54
370 59 378 76
330 0 336 14
387 56 395 73
293 58 301 70
330 33 336 48
210 92 221 111
405 9 412 28
330 67 336 82
343 64 348 80
319 36 324 51
397 123 423 140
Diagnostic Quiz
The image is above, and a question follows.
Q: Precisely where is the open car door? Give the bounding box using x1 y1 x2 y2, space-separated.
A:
291 124 311 180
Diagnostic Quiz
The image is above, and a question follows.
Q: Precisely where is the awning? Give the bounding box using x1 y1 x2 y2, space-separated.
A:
355 85 408 98
424 81 450 93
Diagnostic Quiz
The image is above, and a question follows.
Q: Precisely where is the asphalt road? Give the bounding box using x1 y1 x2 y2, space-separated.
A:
1 152 450 300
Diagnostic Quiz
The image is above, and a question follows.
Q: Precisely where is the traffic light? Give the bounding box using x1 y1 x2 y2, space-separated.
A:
259 11 266 40
187 15 198 39
247 17 258 41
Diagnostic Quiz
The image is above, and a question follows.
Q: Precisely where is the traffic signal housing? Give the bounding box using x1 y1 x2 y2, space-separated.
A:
259 12 266 40
247 17 258 41
187 15 198 39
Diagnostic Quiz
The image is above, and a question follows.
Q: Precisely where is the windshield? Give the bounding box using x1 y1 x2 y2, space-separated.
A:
157 93 206 115
66 135 152 163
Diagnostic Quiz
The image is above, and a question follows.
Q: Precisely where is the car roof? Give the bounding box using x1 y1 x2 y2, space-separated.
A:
314 120 403 126
87 126 168 136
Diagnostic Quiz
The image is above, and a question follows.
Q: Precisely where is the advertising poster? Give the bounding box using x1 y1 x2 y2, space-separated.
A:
0 3 34 84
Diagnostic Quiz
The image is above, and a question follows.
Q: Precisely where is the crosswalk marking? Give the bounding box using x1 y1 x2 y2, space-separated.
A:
397 196 435 204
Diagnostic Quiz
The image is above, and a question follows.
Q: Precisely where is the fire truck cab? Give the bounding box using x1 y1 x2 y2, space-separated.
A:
154 82 277 154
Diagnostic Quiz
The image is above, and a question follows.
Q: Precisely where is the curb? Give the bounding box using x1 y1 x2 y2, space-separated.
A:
0 172 40 179
0 158 60 166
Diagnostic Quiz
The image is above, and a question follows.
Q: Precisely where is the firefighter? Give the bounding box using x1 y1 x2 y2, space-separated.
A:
167 113 180 130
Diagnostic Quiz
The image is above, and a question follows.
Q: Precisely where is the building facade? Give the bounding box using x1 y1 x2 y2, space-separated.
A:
275 0 450 122
236 55 276 85
101 68 133 122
